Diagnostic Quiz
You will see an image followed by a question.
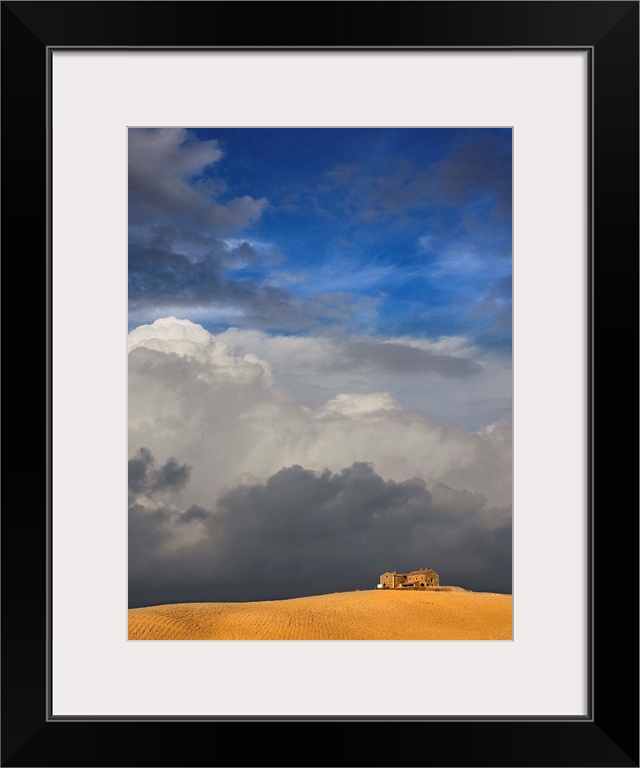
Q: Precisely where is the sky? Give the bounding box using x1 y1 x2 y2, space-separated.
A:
128 127 512 607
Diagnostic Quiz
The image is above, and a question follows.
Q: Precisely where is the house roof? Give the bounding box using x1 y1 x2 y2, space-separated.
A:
380 568 438 577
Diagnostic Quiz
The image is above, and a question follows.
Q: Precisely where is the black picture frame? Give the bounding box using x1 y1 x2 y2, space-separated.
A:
2 2 638 766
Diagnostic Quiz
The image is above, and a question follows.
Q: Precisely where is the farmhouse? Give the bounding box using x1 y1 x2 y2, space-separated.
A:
379 568 439 589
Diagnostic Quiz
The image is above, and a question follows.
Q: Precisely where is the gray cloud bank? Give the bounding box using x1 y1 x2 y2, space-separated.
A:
129 453 511 607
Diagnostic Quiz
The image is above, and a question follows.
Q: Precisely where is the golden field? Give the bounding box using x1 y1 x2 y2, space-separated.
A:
128 588 512 640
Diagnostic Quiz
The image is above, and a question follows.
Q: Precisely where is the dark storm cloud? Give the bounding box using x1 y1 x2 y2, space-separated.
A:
128 447 191 500
128 456 511 608
177 505 209 525
340 340 483 377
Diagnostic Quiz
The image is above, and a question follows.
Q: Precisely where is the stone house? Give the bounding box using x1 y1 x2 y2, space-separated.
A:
379 568 439 589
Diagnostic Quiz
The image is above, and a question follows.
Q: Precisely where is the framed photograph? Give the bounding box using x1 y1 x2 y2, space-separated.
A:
125 123 515 643
2 2 637 766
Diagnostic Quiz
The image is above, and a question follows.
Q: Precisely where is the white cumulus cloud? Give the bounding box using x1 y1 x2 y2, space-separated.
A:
128 318 512 511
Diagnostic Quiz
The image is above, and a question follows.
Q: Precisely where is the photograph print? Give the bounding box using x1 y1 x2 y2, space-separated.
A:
127 127 513 641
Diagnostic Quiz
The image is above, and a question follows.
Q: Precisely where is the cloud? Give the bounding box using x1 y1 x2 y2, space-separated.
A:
128 456 511 607
465 276 513 344
128 242 295 324
128 241 362 332
128 318 512 513
340 339 483 376
129 128 222 220
128 320 512 607
219 327 510 431
421 133 511 216
317 392 401 417
128 128 267 231
129 129 309 327
325 132 511 223
128 447 191 501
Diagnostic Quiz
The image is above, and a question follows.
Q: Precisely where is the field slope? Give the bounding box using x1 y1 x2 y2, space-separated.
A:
129 588 512 640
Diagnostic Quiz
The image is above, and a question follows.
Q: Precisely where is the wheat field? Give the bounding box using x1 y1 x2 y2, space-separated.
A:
128 588 512 640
